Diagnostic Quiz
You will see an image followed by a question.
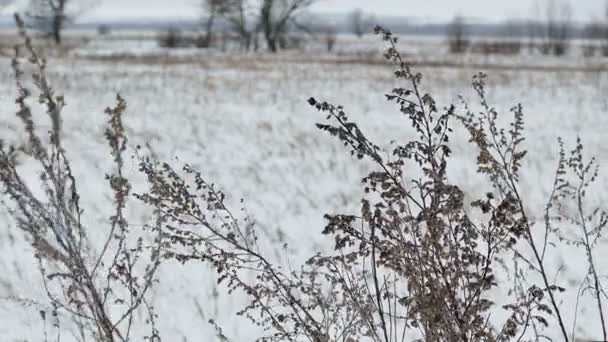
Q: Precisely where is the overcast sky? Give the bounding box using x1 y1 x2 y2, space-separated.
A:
62 0 608 23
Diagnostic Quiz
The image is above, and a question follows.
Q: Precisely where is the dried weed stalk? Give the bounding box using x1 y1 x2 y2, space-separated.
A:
136 26 606 342
0 15 162 342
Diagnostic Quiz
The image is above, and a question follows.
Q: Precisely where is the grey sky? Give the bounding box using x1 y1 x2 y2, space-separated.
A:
78 0 606 22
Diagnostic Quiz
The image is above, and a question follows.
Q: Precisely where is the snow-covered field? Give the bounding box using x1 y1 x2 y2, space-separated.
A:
1 33 607 341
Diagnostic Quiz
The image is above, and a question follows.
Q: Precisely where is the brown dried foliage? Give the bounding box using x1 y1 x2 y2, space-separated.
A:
1 18 606 342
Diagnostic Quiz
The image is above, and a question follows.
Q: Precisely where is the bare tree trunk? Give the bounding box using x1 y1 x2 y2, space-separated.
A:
603 0 608 56
205 12 215 45
52 0 66 45
202 0 222 47
543 0 570 56
260 0 278 52
52 13 62 44
266 37 277 52
253 29 260 51
245 32 252 51
447 15 468 54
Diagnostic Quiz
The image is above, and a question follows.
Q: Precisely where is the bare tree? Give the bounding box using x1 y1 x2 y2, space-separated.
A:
201 0 222 47
321 25 336 52
259 0 314 53
603 0 608 55
526 0 542 52
543 0 571 56
211 0 314 52
348 8 373 38
216 0 256 50
25 0 94 45
582 18 608 56
447 14 469 54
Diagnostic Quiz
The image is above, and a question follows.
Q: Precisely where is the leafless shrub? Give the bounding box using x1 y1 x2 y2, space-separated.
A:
582 44 598 58
604 4 608 57
447 14 469 54
276 33 307 50
1 15 162 341
550 138 607 341
471 41 522 56
195 32 216 48
541 0 571 56
348 8 374 38
322 26 336 52
201 0 223 48
157 27 186 48
97 24 110 35
582 21 608 57
583 4 608 57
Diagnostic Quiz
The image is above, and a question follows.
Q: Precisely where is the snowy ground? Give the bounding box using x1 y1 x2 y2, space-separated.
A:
0 33 607 341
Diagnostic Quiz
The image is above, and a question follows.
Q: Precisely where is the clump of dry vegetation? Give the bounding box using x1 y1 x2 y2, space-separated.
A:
1 15 606 342
1 15 162 341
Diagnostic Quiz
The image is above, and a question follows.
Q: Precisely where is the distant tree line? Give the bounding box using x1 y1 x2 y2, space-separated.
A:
1 0 607 56
446 0 608 57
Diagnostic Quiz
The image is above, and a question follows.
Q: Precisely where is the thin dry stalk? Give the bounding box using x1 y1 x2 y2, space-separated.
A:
1 15 162 342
